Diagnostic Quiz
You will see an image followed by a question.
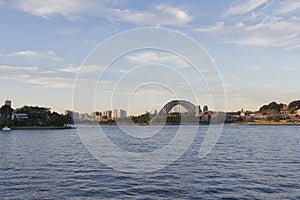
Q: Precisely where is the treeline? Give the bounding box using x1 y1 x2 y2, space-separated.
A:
259 100 300 114
0 105 73 127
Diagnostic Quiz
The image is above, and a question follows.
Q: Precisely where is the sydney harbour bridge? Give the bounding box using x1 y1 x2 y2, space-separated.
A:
158 99 202 116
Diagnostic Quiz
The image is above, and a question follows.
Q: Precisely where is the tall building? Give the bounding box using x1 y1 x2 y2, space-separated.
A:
203 105 209 113
120 109 127 119
91 111 100 121
195 105 202 116
112 109 119 119
72 112 79 120
103 110 112 119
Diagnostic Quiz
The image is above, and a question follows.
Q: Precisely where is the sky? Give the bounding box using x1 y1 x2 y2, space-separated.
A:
0 0 299 115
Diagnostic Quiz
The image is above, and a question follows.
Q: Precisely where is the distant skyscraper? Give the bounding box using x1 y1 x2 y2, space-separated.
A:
103 110 112 119
112 109 118 119
203 105 208 113
120 109 127 118
195 105 202 116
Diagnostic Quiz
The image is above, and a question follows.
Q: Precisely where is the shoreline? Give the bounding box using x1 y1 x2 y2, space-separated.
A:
10 126 74 130
78 122 300 126
229 122 300 126
3 122 300 130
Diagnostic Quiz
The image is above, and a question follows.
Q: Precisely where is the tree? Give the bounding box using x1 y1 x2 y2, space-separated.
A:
288 100 300 110
259 101 285 114
14 106 70 127
0 105 13 127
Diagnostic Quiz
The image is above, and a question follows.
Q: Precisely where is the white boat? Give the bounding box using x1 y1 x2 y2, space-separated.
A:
2 126 11 131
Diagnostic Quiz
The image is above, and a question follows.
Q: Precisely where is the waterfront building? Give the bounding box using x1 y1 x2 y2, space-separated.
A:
103 110 112 119
12 113 28 120
120 109 127 119
203 105 208 113
112 109 119 119
240 108 246 117
195 105 202 116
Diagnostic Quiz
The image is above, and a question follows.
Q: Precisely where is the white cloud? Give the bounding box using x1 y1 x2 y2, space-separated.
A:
93 5 192 26
58 27 81 35
224 0 267 16
282 66 297 71
1 50 61 61
0 65 97 88
0 65 73 88
155 4 192 26
195 18 300 49
228 19 300 48
275 1 300 14
11 0 193 26
12 0 97 20
194 22 224 32
0 65 54 74
56 65 105 74
194 1 300 49
126 51 190 68
244 65 262 71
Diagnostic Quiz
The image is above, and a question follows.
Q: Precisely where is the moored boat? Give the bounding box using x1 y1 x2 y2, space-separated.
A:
2 126 11 131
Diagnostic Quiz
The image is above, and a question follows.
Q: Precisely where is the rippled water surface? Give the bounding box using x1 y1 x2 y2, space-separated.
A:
0 125 299 199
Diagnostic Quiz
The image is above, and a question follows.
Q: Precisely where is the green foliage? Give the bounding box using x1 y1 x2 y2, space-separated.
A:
131 112 151 124
13 105 70 127
288 100 300 110
259 101 285 113
0 105 13 127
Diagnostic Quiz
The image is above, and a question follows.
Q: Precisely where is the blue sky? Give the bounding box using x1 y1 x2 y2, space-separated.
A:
0 0 299 114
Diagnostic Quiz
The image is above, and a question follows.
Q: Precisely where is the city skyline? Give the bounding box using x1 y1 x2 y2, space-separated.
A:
0 1 299 114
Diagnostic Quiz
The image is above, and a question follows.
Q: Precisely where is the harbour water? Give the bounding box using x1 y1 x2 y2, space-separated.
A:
0 125 299 199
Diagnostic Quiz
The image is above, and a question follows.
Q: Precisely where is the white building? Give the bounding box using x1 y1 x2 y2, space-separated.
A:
12 113 28 120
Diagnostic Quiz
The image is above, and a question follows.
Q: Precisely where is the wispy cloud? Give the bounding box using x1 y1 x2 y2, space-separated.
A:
58 27 81 35
12 0 96 20
194 22 224 32
155 4 192 26
0 65 102 88
194 0 300 50
275 1 300 14
126 51 190 68
224 0 267 16
56 65 105 74
224 19 300 48
0 65 54 75
11 0 193 27
244 65 262 71
0 50 62 61
195 17 300 49
0 65 70 88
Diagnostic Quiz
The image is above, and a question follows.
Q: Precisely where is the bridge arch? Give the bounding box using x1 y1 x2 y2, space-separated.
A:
159 100 197 116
